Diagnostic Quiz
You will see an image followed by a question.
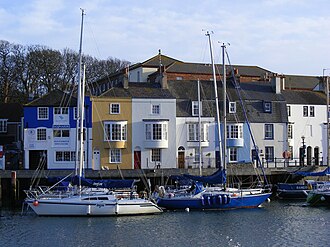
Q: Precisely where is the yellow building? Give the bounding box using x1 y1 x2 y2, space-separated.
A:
91 91 132 170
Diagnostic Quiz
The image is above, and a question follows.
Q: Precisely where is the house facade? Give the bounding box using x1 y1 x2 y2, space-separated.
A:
91 89 132 170
23 90 93 170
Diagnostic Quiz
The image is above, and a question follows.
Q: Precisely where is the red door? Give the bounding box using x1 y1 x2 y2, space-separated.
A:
134 151 141 169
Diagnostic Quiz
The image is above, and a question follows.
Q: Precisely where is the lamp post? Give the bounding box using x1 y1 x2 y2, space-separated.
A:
301 136 305 166
323 68 330 167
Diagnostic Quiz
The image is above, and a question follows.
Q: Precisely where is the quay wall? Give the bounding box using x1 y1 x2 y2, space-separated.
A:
0 165 324 207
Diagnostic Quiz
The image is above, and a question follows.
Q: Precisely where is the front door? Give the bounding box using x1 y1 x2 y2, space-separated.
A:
29 150 47 170
134 151 141 169
93 149 100 170
178 151 185 169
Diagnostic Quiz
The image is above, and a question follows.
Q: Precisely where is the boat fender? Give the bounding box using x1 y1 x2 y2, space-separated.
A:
227 195 231 204
212 195 217 205
201 196 205 205
223 195 227 204
218 195 222 205
33 200 39 207
207 196 211 205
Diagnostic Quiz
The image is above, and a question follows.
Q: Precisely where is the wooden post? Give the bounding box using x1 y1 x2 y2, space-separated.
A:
11 171 17 206
0 176 2 208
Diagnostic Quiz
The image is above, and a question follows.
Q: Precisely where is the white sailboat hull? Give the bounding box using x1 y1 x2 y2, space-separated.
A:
26 195 162 216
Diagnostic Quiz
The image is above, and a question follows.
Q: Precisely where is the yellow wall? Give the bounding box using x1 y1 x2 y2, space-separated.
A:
91 97 132 169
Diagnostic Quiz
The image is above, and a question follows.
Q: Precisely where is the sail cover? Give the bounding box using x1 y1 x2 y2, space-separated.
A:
71 176 135 189
294 167 330 177
183 169 226 184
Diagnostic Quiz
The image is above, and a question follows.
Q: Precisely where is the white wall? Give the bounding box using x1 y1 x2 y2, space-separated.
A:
288 104 326 161
132 98 177 169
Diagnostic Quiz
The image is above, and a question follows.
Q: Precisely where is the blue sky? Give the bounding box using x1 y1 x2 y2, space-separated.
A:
1 0 330 76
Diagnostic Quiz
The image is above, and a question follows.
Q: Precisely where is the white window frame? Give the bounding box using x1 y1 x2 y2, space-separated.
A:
37 107 49 120
303 106 308 117
152 104 160 115
288 124 293 139
74 107 78 120
110 103 120 114
192 101 201 116
145 122 168 141
109 149 121 163
310 106 315 117
104 121 127 141
37 128 47 141
151 149 161 162
188 123 208 142
287 106 291 117
264 102 271 113
265 146 274 162
229 102 236 113
227 124 243 139
229 148 238 162
0 119 8 133
264 124 274 140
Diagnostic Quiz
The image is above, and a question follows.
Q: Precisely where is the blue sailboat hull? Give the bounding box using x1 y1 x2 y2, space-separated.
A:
157 192 271 210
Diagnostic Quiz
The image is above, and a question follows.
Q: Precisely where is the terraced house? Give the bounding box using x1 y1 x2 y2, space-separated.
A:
21 52 327 171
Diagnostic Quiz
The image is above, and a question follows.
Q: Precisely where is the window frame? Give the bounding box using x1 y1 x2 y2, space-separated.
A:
104 121 127 141
303 106 308 117
37 107 49 120
0 119 8 133
265 146 274 162
151 104 160 115
151 149 161 162
110 103 120 114
109 149 121 163
264 124 274 140
37 128 47 141
229 102 236 114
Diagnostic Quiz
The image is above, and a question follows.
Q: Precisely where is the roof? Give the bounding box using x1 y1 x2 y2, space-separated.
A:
282 90 326 105
165 62 272 77
167 79 287 122
283 75 322 90
129 53 182 70
101 83 175 99
0 103 23 121
25 89 77 107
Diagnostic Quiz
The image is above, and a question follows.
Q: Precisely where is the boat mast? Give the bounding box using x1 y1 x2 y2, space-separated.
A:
205 31 223 170
222 43 227 174
75 8 85 180
197 79 202 176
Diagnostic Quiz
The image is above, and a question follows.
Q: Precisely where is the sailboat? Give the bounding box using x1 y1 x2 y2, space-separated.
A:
23 10 162 216
275 167 330 199
156 33 271 210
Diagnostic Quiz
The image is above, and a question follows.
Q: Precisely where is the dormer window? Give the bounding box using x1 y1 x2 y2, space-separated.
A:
0 119 7 133
264 101 272 113
229 102 236 113
192 101 201 116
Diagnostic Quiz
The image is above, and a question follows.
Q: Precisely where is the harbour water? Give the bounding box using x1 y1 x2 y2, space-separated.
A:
0 199 329 247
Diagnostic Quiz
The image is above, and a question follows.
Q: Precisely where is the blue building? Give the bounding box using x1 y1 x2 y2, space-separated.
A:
23 89 93 170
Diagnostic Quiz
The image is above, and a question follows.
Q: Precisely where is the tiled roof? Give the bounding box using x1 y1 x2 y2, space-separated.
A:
282 90 326 105
0 103 23 121
167 79 287 122
283 75 322 90
101 83 174 99
24 89 77 107
166 62 272 77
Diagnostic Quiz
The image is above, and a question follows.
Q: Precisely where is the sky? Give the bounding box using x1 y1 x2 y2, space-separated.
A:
1 0 330 76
